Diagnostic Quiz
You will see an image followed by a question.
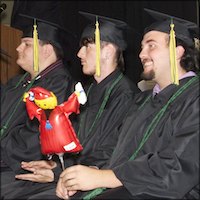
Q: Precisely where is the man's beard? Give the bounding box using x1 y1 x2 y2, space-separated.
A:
140 69 155 81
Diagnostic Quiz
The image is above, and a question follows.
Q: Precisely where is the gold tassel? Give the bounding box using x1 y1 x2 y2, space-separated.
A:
33 19 39 73
169 18 179 85
95 16 101 77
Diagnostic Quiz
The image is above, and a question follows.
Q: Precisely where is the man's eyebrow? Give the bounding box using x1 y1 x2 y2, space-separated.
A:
141 39 155 47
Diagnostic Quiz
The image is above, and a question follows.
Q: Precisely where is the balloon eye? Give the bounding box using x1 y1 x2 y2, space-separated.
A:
29 92 35 101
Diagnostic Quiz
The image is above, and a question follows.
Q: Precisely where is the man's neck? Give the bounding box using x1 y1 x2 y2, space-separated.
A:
153 71 196 95
94 63 117 83
94 69 116 83
157 68 188 90
30 59 60 79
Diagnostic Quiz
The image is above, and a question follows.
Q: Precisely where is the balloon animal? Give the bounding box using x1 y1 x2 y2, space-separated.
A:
23 82 87 169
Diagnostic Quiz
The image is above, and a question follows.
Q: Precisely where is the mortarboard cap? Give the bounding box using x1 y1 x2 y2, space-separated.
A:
144 8 199 47
79 11 129 50
18 14 76 55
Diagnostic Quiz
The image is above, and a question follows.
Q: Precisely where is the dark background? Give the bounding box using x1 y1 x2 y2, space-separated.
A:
11 0 199 84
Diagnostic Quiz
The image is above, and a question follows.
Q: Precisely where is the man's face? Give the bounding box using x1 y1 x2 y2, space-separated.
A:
16 38 36 74
77 42 97 76
139 31 171 84
16 38 44 74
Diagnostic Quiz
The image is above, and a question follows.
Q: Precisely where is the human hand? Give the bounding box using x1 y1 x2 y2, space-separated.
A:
21 160 57 170
56 177 77 199
58 165 101 191
15 160 57 183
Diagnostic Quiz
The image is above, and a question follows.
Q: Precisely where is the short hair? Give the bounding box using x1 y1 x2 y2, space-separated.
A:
165 35 199 73
39 40 64 59
176 38 199 73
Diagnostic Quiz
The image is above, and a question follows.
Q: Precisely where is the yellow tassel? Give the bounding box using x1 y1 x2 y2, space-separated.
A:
169 18 179 85
33 19 39 73
95 17 101 77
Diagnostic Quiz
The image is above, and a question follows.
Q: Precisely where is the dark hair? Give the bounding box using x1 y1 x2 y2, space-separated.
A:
80 37 125 71
113 44 125 72
39 40 64 59
176 38 199 73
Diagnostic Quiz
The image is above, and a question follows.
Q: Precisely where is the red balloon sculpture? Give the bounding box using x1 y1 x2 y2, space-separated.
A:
23 82 87 169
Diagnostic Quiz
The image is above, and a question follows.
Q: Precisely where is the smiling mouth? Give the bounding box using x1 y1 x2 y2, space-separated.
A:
143 61 153 67
143 64 153 73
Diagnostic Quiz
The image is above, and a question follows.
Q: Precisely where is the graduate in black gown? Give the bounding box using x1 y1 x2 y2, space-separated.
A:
56 9 200 200
1 12 139 199
0 16 75 186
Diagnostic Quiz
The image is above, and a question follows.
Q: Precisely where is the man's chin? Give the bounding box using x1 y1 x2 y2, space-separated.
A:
16 60 22 66
140 71 155 81
83 69 95 76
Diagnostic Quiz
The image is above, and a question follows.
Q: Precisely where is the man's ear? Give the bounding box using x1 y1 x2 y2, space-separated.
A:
176 45 185 60
102 43 116 59
42 44 54 58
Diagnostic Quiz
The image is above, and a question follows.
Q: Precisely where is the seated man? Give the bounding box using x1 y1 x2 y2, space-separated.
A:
0 15 75 186
1 12 139 199
56 9 200 200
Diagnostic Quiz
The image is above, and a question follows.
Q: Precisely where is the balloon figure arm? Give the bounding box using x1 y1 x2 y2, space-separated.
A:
25 98 42 121
59 82 87 115
60 93 80 115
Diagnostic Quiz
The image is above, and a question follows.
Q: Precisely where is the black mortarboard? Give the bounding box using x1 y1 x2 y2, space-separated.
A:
79 11 128 50
18 14 76 54
144 8 199 47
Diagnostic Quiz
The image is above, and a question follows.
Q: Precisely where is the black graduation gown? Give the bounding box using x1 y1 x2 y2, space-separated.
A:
104 76 199 199
66 76 199 200
63 69 140 169
0 60 74 175
0 70 140 200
